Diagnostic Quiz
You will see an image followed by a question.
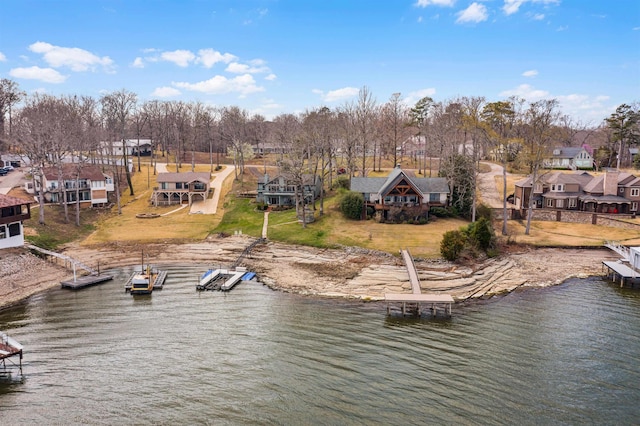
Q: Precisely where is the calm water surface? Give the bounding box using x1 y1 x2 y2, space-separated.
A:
1 264 639 425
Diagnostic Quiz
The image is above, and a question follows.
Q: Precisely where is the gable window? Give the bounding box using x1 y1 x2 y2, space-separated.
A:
632 188 640 197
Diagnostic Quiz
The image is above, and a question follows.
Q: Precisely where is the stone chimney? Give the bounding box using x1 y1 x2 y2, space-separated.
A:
603 171 619 196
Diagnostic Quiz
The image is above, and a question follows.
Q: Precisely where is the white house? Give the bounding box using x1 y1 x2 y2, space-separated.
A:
99 139 153 157
0 194 31 249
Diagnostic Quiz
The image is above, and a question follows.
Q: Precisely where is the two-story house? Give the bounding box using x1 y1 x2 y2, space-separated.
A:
256 174 322 207
152 172 210 206
0 194 31 249
543 146 594 170
514 170 638 215
31 164 114 208
350 165 449 222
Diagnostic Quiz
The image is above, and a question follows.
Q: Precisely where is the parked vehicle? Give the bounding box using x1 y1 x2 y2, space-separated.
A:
0 168 8 176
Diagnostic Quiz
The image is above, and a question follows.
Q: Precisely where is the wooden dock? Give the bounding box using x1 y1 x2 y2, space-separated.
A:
385 249 453 317
61 274 113 289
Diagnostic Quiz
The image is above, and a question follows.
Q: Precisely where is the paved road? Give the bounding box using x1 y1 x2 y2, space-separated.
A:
189 165 236 215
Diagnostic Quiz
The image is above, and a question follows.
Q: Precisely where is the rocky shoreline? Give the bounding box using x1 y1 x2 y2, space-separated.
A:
0 235 619 310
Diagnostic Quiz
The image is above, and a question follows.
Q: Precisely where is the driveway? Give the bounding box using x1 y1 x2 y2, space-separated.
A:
478 162 514 209
0 169 27 195
189 165 236 215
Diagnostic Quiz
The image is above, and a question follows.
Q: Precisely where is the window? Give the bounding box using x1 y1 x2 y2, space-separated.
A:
0 225 5 239
546 199 553 207
8 223 20 237
569 198 577 208
175 182 183 189
556 199 564 208
632 188 640 197
429 193 439 202
551 184 564 192
632 202 638 211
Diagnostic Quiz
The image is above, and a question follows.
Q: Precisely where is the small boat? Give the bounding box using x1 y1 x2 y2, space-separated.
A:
130 265 156 295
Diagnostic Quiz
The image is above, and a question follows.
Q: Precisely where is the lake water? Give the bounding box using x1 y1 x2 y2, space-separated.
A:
1 264 639 425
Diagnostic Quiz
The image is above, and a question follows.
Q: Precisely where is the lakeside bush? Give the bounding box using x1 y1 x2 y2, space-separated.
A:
440 216 497 261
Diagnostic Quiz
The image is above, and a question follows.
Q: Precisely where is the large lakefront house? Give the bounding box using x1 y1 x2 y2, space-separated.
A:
28 164 115 208
350 165 449 222
513 170 640 215
0 194 31 249
152 172 210 206
543 146 594 170
256 173 322 207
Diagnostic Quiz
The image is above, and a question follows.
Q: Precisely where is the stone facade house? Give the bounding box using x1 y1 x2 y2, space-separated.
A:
514 170 638 215
350 165 449 222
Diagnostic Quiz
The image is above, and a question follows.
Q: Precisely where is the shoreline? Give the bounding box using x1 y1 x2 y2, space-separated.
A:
0 236 620 311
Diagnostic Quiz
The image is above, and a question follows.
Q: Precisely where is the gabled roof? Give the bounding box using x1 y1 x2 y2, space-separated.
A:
43 164 110 181
379 167 424 198
550 147 589 159
262 173 318 186
350 167 449 195
0 194 32 208
515 171 593 189
157 172 210 184
623 176 640 188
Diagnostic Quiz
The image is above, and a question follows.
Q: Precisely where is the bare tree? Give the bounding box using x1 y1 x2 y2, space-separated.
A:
379 93 411 168
0 78 25 149
524 99 561 235
355 86 377 177
220 106 249 181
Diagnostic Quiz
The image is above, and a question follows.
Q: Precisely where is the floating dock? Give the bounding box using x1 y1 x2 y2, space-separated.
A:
125 268 168 291
61 274 113 289
385 249 453 317
197 267 256 291
603 242 640 288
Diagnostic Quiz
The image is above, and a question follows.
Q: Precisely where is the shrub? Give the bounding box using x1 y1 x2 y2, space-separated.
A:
340 191 364 220
468 217 494 251
333 176 350 190
440 229 466 261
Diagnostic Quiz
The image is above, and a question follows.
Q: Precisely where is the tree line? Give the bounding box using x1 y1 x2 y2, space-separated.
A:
0 78 638 233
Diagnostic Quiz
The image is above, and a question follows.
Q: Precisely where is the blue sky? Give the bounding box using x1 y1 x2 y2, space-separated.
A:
1 0 638 125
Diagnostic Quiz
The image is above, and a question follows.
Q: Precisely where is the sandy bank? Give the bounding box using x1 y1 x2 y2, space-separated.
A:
0 235 619 310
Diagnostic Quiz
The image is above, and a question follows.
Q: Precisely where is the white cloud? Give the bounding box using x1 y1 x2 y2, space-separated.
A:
9 66 67 83
28 41 113 72
173 74 264 96
0 52 6 62
151 86 182 97
312 87 359 102
161 49 196 67
225 60 270 74
415 0 455 7
522 69 538 77
556 94 612 125
499 83 549 99
265 73 277 81
197 48 237 68
503 0 559 16
131 57 145 68
456 3 488 24
404 88 437 106
531 13 545 20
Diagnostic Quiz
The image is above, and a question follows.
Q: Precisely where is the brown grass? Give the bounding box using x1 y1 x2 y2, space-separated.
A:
502 220 640 247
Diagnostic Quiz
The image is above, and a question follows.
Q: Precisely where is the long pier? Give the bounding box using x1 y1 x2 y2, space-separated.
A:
385 249 453 317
